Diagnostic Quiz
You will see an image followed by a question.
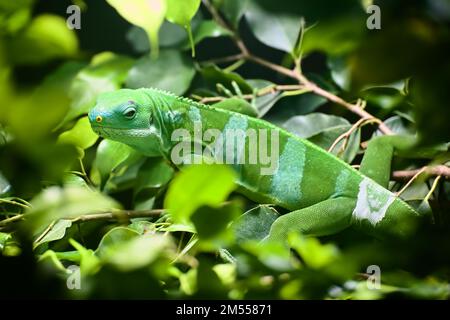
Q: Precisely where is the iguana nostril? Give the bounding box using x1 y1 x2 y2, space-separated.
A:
96 115 103 123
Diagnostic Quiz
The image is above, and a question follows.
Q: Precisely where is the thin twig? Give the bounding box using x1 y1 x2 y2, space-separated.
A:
0 213 26 226
34 220 56 245
201 53 246 65
392 165 450 180
71 209 165 223
328 115 378 154
0 209 165 229
396 166 429 196
0 198 30 210
424 175 442 202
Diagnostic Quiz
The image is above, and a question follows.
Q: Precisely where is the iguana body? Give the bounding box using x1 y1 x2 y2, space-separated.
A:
88 88 421 241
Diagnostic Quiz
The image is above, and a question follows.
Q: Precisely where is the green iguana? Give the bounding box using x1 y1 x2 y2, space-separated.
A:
88 88 423 242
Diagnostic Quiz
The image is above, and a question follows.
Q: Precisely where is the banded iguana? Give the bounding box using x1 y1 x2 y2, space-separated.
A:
88 88 423 242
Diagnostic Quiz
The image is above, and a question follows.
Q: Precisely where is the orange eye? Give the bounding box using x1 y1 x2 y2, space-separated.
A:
96 115 103 123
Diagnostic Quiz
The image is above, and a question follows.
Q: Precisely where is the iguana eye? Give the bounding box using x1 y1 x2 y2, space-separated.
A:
123 107 136 119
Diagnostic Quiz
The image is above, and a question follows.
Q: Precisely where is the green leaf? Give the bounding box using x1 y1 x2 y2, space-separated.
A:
7 14 78 65
104 155 146 193
308 126 360 163
160 223 196 233
7 62 84 142
241 240 292 271
105 235 173 271
63 173 89 188
282 113 349 139
213 263 236 287
191 203 240 241
166 0 201 56
126 50 195 95
0 232 11 251
200 65 253 94
95 226 140 258
57 117 98 153
34 219 72 248
134 158 174 201
91 140 135 187
288 232 339 269
361 86 407 111
212 98 258 117
164 164 236 224
246 79 281 117
264 93 326 125
232 205 279 244
64 52 134 124
128 220 155 234
302 17 364 56
166 0 201 27
106 0 167 57
245 1 301 53
128 19 231 53
181 20 232 49
328 56 351 91
374 115 415 137
283 113 360 163
220 0 248 28
96 227 173 271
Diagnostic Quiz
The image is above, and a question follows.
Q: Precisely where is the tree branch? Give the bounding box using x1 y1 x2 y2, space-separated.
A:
202 0 394 135
0 209 165 230
392 165 450 180
71 209 165 223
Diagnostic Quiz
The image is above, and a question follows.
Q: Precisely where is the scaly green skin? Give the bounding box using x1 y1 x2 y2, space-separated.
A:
88 88 421 241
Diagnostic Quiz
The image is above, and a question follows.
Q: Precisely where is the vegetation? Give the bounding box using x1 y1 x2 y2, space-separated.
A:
0 0 449 299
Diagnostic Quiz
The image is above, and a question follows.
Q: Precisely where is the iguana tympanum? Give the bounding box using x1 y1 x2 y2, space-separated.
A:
88 88 422 242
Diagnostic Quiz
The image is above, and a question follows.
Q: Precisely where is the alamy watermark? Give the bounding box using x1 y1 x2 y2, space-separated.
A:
66 265 81 290
170 123 280 175
66 5 81 30
366 4 381 30
366 264 381 290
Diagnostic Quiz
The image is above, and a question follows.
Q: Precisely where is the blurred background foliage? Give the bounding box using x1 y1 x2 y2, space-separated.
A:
0 0 449 299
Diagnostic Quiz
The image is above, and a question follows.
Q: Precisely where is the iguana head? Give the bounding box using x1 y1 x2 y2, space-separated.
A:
88 88 164 156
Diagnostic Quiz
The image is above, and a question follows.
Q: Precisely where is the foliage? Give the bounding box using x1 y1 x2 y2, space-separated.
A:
0 0 449 299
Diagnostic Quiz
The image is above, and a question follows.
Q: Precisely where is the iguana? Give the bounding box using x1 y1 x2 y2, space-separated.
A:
88 88 423 242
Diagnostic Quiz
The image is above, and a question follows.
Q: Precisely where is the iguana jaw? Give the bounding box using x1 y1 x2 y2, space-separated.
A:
90 124 151 139
90 124 164 157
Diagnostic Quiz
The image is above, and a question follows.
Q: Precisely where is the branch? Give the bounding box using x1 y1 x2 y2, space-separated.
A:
71 209 165 223
202 0 394 135
0 209 165 229
392 165 450 180
246 53 394 135
0 213 25 227
201 53 246 65
202 0 249 55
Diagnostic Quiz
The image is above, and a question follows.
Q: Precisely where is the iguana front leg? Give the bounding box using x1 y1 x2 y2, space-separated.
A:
266 197 356 242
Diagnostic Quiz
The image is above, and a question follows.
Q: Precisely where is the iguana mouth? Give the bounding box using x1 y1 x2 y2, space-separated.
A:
90 124 151 139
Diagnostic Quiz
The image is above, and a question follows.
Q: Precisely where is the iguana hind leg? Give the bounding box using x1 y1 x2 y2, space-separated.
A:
266 197 356 243
359 135 416 188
